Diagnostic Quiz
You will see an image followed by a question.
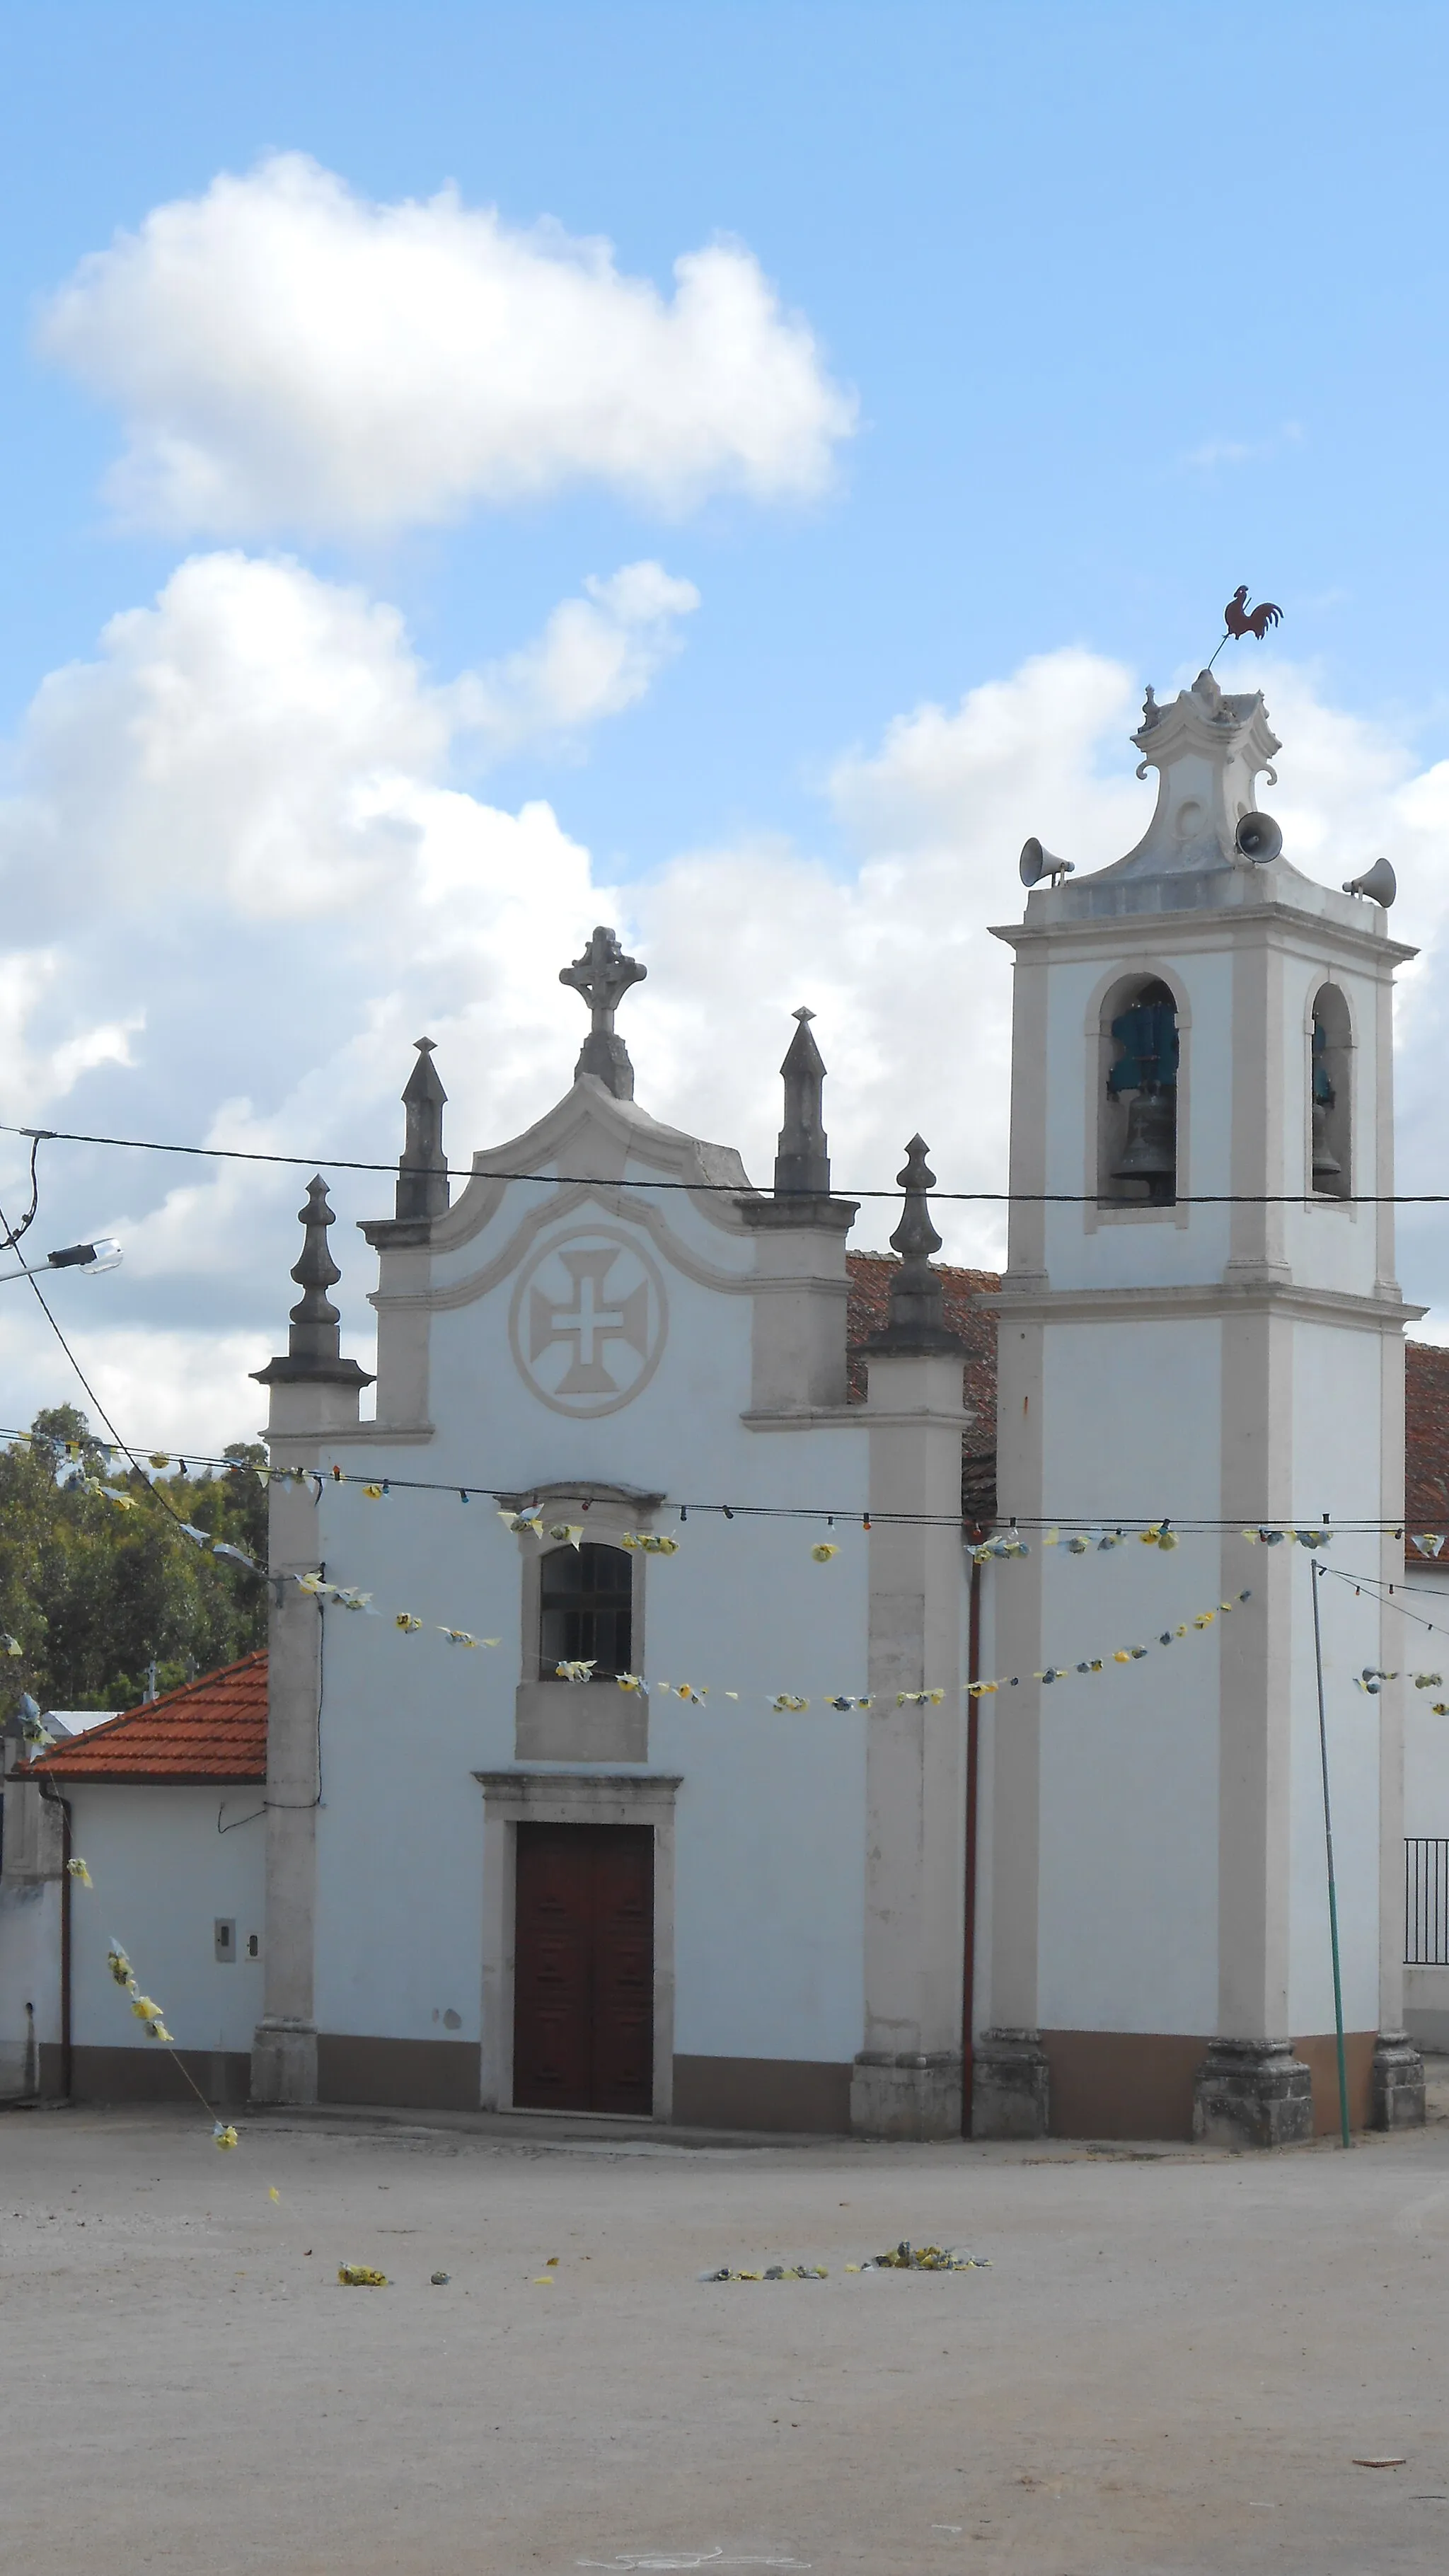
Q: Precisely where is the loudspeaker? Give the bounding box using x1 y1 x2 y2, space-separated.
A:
1343 855 1397 907
1234 810 1283 865
1019 837 1075 888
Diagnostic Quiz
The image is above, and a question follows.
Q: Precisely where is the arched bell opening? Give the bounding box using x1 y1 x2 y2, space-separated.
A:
1098 976 1179 1206
1309 984 1352 1200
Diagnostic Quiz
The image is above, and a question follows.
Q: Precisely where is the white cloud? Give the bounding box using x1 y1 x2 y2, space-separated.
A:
1181 422 1305 473
2 550 696 924
0 1313 284 1456
0 951 144 1130
456 562 700 756
3 580 1449 1446
40 154 856 536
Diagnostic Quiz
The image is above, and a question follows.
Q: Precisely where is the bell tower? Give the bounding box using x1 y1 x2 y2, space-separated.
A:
976 669 1427 2146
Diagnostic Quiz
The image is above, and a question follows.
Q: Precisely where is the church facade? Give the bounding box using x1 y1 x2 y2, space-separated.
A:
238 671 1426 2144
251 940 977 2140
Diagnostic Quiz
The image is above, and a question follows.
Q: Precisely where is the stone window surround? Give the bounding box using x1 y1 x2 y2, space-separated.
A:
1083 961 1193 1235
473 1768 682 2120
504 1482 665 1761
503 1482 664 1687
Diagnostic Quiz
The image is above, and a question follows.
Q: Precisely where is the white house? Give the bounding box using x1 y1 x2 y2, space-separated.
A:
2 1656 265 2101
3 666 1433 2144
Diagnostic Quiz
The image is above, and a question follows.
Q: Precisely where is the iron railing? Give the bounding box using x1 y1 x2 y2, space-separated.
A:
1405 1837 1449 1966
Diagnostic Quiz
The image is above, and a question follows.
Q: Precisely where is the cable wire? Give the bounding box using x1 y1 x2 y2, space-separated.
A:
0 1194 218 1545
0 1421 1436 1535
8 1118 1449 1206
0 1133 43 1253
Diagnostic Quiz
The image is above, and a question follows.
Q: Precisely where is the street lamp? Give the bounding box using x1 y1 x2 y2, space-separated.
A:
0 1238 122 1283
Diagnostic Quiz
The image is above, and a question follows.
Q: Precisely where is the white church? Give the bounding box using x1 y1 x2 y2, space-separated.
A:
6 666 1436 2144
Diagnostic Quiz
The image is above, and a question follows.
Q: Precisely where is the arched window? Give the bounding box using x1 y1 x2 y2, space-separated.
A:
1310 985 1351 1199
540 1542 633 1680
1100 977 1179 1205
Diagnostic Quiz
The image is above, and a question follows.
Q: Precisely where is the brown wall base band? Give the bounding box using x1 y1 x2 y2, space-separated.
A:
42 2033 1379 2137
671 2054 853 2134
316 2033 483 2110
1039 2028 1378 2141
1292 2031 1375 2136
1040 2031 1208 2141
51 2043 253 2106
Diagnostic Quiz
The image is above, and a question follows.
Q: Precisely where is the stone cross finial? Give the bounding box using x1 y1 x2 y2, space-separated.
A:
774 1006 832 1197
867 1136 964 1356
396 1036 449 1221
560 926 647 1099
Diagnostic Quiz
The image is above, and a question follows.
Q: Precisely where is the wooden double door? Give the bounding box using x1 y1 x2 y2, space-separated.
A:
513 1823 654 2115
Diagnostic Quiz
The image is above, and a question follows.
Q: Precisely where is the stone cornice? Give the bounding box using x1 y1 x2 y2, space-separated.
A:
474 1770 682 1801
988 1277 1426 1330
372 1181 756 1315
991 899 1416 972
740 1404 865 1431
264 1422 436 1450
741 1401 971 1433
252 1354 374 1389
737 1195 859 1234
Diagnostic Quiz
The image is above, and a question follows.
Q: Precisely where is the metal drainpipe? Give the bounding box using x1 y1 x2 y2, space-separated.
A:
961 1552 983 2139
39 1779 72 2098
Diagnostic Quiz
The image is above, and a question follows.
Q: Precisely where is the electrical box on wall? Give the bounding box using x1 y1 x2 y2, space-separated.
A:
214 1918 236 1963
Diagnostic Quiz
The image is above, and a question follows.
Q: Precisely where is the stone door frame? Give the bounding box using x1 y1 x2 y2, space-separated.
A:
473 1770 681 2120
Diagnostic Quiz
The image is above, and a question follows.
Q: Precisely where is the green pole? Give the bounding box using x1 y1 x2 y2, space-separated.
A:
1310 1560 1351 2149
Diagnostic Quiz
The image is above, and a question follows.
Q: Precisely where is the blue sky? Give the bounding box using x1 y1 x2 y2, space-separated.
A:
2 1 1448 1442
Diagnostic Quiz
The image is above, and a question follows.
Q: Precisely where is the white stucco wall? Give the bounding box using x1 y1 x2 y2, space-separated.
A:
303 1131 874 2073
1032 1319 1225 2035
1404 1561 1449 1842
1283 1324 1389 2035
67 1786 265 2057
0 1876 59 2096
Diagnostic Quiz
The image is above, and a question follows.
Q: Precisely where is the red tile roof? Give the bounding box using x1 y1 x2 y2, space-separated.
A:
846 1252 1000 1523
1406 1342 1449 1540
25 1651 267 1784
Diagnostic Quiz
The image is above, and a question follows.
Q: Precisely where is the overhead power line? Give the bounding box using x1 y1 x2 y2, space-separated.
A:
5 1119 1449 1206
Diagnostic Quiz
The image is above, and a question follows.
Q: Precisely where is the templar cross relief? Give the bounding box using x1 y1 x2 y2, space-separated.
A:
517 1236 665 1411
530 1248 649 1395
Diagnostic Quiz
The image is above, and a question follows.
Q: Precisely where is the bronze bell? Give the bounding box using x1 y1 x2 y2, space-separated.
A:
1114 1085 1177 1203
1312 1097 1343 1186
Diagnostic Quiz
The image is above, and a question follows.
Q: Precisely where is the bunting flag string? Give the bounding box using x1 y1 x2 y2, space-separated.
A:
1316 1561 1449 1710
256 1557 1259 1711
61 1865 241 2148
0 1416 1424 1538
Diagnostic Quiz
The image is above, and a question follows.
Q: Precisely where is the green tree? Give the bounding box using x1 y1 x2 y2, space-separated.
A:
0 1409 268 1714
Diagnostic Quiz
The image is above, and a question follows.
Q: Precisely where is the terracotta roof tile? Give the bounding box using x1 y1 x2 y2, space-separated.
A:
25 1651 267 1783
1406 1341 1449 1545
846 1252 1000 1525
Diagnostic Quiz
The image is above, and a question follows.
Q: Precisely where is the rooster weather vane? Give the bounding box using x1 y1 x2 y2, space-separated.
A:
1206 586 1283 669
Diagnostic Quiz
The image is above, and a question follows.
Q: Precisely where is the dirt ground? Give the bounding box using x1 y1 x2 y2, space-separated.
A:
4 2076 1449 2576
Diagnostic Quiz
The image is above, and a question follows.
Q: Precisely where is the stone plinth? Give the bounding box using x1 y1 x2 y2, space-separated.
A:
970 2028 1049 2139
1191 2039 1312 2150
